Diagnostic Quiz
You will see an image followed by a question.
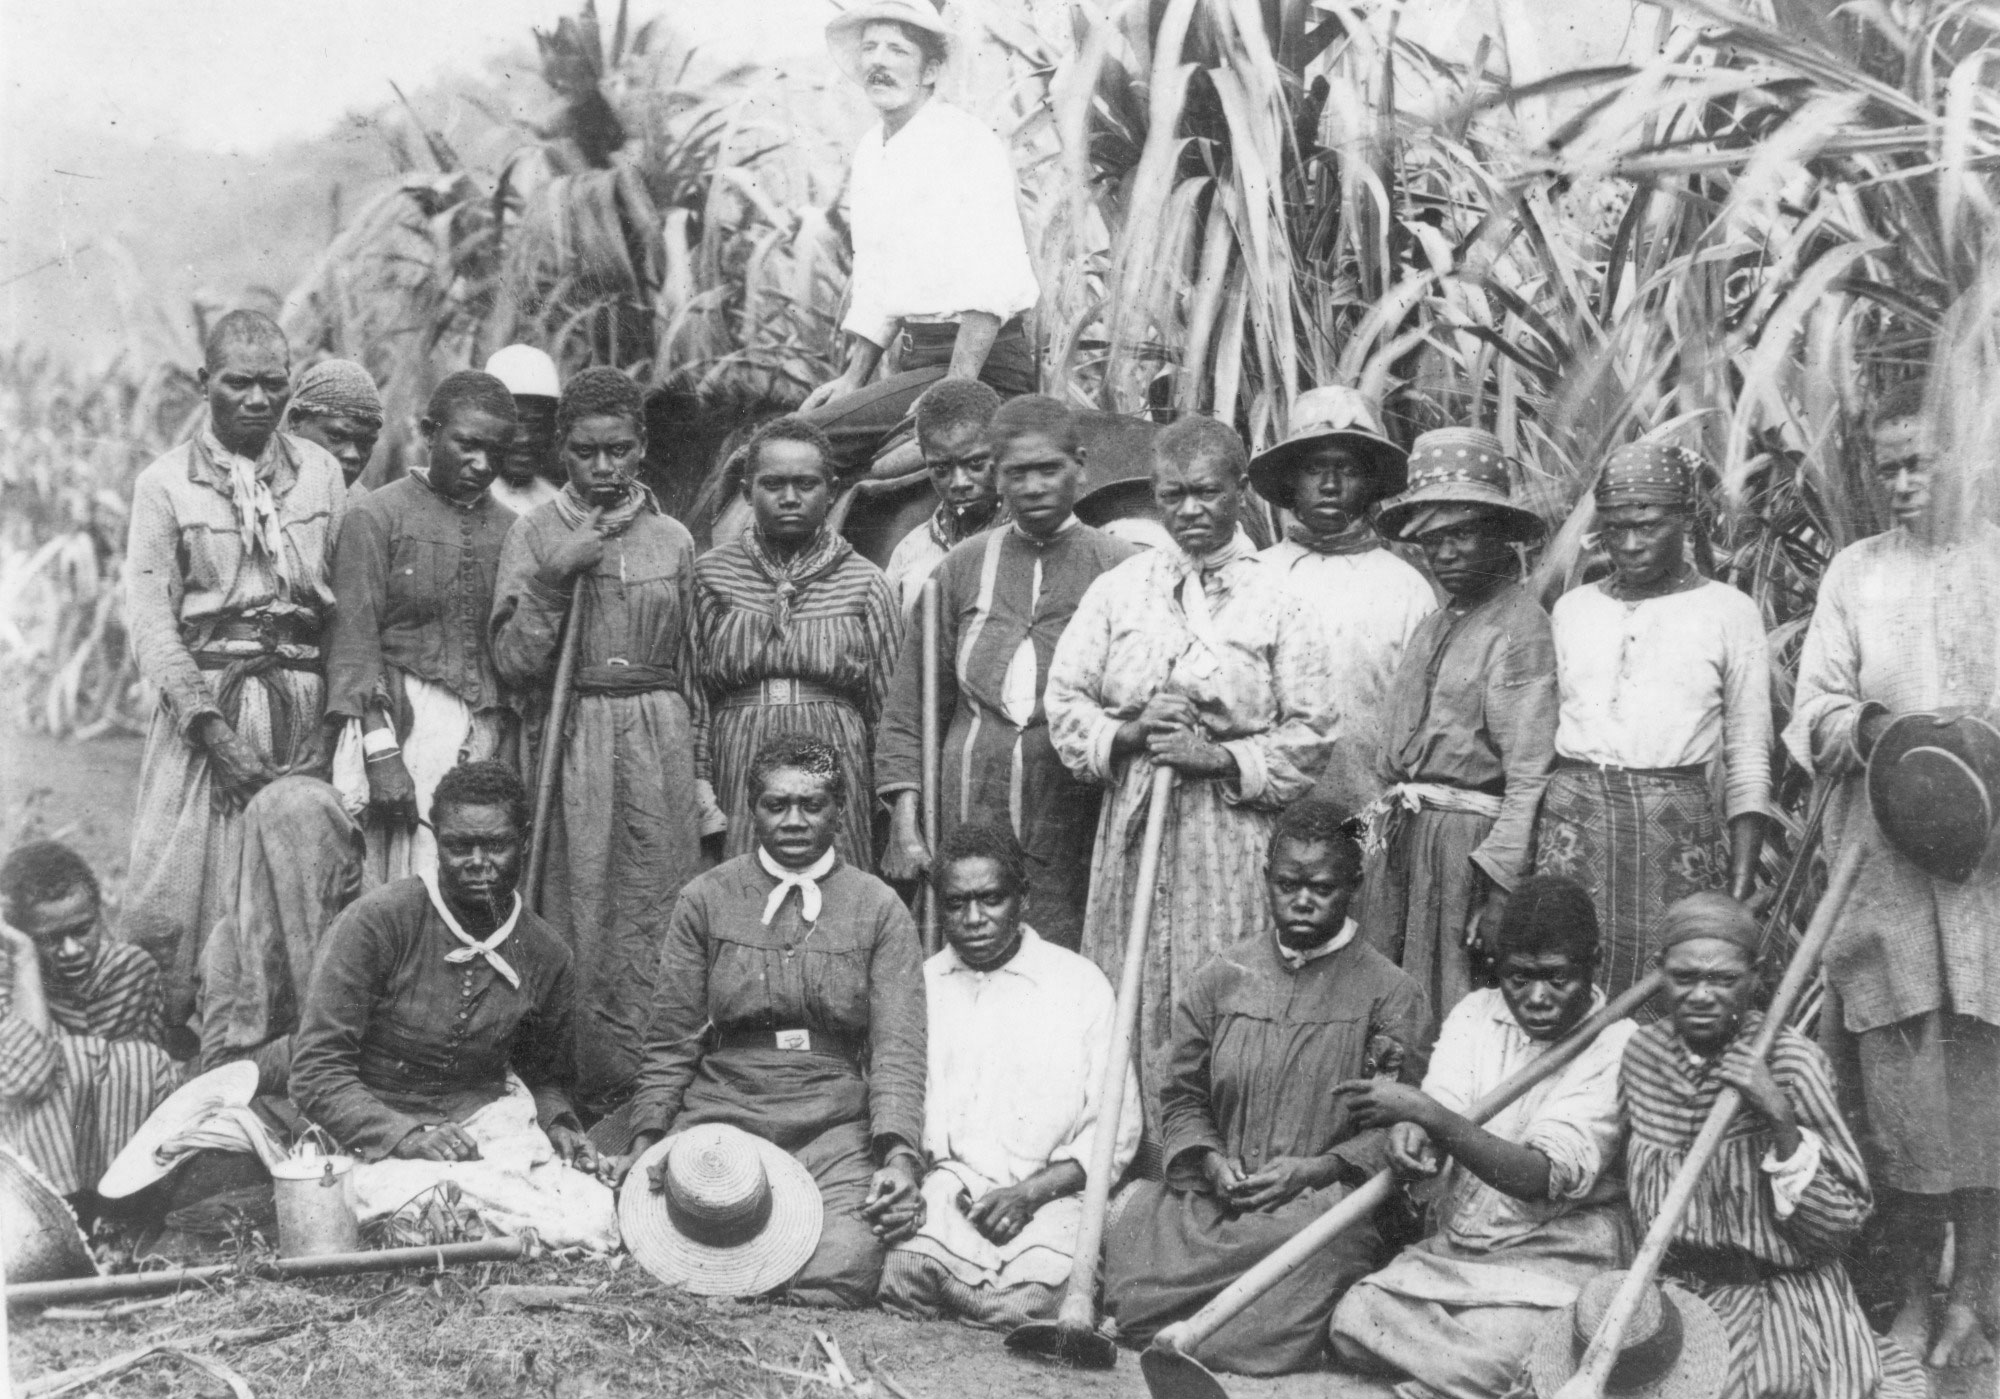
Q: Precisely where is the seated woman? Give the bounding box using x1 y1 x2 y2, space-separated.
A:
609 733 926 1308
288 760 617 1251
1328 876 1637 1399
1101 797 1430 1376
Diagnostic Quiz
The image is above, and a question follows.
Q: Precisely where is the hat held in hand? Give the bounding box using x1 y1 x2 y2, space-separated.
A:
619 1123 823 1297
1867 710 2000 883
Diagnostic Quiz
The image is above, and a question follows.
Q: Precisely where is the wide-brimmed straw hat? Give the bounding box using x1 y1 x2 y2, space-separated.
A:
98 1060 258 1200
826 1 951 87
1869 711 2000 883
1247 387 1408 509
1375 427 1545 543
619 1124 823 1297
0 1146 97 1284
1527 1271 1727 1399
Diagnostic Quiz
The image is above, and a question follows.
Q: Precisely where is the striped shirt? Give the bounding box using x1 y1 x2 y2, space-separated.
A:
0 940 165 1102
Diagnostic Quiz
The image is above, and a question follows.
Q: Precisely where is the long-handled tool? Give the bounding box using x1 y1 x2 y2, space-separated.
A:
6 1237 527 1309
919 576 942 955
1008 764 1178 1369
524 585 586 914
1138 967 1669 1399
1550 834 1869 1399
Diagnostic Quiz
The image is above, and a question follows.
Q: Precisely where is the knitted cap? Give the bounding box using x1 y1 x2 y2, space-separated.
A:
287 359 383 427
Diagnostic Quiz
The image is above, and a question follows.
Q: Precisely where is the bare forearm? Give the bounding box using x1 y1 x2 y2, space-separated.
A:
947 312 1002 380
1728 813 1764 900
1017 1159 1086 1206
1421 1104 1553 1201
843 335 886 385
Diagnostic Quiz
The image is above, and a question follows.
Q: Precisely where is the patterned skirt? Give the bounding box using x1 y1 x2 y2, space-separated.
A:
1533 761 1729 1002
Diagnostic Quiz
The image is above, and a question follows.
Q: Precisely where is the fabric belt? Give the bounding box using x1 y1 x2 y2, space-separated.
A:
718 679 849 710
185 614 321 655
1663 1244 1795 1288
1554 756 1710 782
573 661 680 697
194 651 321 672
711 1027 863 1064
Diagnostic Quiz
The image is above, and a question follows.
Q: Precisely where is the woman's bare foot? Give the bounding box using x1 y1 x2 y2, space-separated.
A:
1888 1294 1931 1364
1927 1300 1996 1368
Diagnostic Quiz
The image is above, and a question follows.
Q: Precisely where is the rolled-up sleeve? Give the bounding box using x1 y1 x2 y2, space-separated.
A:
1519 1019 1633 1202
0 1015 60 1105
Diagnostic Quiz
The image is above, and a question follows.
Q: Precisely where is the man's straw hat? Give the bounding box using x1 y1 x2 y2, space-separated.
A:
1246 387 1408 510
1527 1271 1727 1399
1868 711 2000 883
619 1124 823 1297
826 2 951 88
98 1060 258 1200
0 1146 96 1284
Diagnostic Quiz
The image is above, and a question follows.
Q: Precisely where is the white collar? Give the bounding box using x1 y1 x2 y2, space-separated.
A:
940 925 1043 978
419 869 523 989
758 846 838 925
1276 917 1357 972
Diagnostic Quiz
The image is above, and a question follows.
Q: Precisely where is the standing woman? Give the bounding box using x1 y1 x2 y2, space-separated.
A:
695 417 901 868
490 367 720 1119
326 370 517 883
1534 443 1770 998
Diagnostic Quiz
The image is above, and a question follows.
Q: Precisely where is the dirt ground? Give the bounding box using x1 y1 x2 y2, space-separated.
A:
2 727 1994 1398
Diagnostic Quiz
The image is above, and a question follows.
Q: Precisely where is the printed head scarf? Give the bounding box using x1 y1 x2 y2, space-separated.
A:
1594 442 1700 512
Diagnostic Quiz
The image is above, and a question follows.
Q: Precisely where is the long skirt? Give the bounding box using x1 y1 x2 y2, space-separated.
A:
1329 1206 1630 1399
675 1045 886 1310
1533 764 1728 1002
1665 1259 1928 1399
119 667 323 1048
1103 1178 1385 1375
196 776 366 1090
0 1034 182 1196
1855 1009 2000 1193
712 695 876 870
1361 806 1493 1025
1081 765 1276 1139
543 688 706 1118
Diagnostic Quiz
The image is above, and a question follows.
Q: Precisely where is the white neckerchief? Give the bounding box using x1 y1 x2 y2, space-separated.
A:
1276 916 1357 972
419 869 522 989
759 846 838 925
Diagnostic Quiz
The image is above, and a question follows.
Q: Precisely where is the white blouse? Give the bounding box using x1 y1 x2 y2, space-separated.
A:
1551 578 1772 820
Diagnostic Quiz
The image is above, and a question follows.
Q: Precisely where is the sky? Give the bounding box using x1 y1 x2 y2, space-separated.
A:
2 0 830 153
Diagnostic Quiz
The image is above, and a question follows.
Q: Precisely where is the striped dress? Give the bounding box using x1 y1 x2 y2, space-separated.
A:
0 942 181 1195
693 528 901 868
1621 1018 1926 1399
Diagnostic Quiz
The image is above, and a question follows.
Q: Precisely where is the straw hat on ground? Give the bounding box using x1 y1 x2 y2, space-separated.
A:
0 1146 96 1284
1526 1271 1727 1399
826 1 951 87
1868 711 2000 883
619 1124 823 1297
1375 427 1545 543
1246 387 1408 510
97 1060 258 1200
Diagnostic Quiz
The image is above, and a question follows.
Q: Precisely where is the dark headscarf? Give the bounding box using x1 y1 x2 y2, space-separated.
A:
1655 891 1762 958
